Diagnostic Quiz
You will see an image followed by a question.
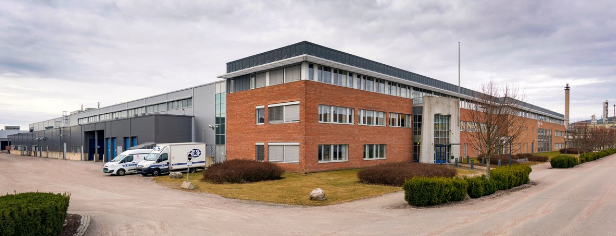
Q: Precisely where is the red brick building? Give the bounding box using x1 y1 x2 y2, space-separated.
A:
219 41 566 172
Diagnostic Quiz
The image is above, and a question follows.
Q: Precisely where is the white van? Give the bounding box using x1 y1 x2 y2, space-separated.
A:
103 149 153 176
136 143 206 176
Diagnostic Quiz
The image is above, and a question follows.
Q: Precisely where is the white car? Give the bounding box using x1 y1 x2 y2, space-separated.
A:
103 149 152 176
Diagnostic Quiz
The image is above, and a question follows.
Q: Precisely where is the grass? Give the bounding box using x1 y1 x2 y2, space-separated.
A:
455 167 483 177
154 169 400 206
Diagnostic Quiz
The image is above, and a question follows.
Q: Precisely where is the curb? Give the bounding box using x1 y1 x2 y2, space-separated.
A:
74 214 90 236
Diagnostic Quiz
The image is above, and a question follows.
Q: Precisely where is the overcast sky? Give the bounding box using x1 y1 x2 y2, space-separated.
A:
1 0 615 129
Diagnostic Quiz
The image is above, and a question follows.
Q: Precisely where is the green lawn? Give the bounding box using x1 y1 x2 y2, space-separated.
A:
155 168 477 206
155 169 401 206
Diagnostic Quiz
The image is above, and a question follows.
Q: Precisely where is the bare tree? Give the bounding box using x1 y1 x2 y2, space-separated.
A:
466 80 527 179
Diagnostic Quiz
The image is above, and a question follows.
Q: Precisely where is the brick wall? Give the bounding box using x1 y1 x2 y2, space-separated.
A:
226 80 414 172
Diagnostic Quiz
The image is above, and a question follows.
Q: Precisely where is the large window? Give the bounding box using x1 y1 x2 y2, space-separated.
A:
268 102 300 124
389 113 411 127
364 144 386 160
359 109 385 126
268 143 299 163
319 105 354 124
434 115 450 145
318 145 348 162
256 107 265 124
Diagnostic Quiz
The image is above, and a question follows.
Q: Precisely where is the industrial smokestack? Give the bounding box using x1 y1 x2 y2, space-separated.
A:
565 84 570 128
603 100 608 124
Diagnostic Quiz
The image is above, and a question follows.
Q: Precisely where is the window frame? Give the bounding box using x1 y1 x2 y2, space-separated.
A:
364 144 386 160
318 144 349 163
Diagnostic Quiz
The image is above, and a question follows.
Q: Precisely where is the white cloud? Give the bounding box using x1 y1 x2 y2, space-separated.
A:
1 0 615 128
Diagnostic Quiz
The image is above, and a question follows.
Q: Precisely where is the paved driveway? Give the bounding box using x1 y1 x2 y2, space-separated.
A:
1 153 615 235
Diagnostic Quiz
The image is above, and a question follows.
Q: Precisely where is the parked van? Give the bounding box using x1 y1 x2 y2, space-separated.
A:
103 149 153 176
136 143 206 176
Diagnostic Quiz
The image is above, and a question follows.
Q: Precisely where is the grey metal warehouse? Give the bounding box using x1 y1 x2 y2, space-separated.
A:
8 81 227 163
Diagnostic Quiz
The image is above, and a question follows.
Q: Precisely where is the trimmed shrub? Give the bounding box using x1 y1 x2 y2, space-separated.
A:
0 192 70 236
490 165 532 190
578 149 616 164
358 162 456 186
466 175 497 198
550 155 578 168
559 148 590 154
403 177 467 206
477 153 548 165
202 159 284 184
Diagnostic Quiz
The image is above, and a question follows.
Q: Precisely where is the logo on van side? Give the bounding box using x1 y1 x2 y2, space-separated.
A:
189 149 202 158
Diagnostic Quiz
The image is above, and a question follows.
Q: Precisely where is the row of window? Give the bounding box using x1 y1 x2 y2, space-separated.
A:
78 98 192 124
228 61 564 125
256 143 387 163
257 103 411 128
256 102 300 124
459 100 564 125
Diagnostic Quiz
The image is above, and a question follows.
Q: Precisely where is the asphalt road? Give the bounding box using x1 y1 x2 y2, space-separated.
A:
1 153 615 235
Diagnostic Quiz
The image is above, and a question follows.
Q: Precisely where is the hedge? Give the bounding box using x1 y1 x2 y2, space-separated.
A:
0 192 70 236
202 159 284 184
579 149 616 164
490 165 532 190
466 175 497 198
403 177 467 206
559 148 590 154
404 165 532 206
358 162 456 186
550 155 578 168
477 153 548 165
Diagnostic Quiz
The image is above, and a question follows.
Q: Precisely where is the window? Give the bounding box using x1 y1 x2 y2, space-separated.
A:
320 66 331 83
434 114 450 145
318 145 348 162
460 121 465 131
268 102 300 124
269 68 284 85
364 144 386 160
256 144 264 161
285 65 301 82
256 107 265 124
308 64 314 80
359 109 385 126
255 72 266 88
268 143 299 163
318 105 353 124
389 113 411 127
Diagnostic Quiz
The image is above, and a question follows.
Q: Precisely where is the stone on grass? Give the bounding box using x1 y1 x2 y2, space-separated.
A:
181 181 194 190
310 188 326 201
169 172 183 179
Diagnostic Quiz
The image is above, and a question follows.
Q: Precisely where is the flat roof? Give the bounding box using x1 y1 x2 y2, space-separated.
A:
222 41 564 119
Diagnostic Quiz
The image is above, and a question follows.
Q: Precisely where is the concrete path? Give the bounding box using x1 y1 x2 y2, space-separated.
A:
1 153 615 235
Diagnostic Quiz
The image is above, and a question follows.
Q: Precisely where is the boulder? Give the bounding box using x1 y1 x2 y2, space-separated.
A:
169 172 183 179
181 181 194 190
309 188 326 201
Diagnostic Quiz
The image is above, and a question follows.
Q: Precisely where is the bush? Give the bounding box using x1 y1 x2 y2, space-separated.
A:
358 162 456 186
202 159 284 184
490 165 532 190
477 153 548 165
550 155 578 168
0 192 70 236
466 175 497 198
559 148 590 154
578 148 616 164
403 177 467 206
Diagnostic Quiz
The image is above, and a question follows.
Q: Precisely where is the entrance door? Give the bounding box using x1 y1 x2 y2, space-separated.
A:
88 139 95 161
435 145 448 164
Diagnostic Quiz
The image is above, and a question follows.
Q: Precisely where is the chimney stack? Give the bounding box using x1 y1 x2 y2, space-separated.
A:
565 83 570 128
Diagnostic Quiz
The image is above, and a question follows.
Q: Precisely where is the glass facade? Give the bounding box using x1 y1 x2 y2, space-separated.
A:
215 82 226 162
537 128 552 152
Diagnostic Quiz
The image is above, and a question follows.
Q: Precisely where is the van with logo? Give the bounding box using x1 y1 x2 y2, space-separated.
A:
103 149 152 176
136 143 206 176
